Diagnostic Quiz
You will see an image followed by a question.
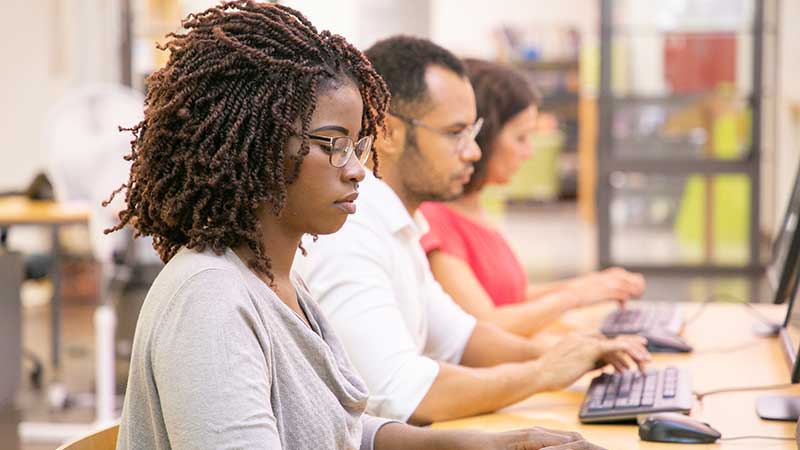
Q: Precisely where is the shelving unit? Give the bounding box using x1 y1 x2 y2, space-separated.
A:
513 58 580 201
595 0 777 274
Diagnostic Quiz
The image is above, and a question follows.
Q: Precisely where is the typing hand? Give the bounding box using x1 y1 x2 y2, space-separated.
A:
566 268 646 308
535 333 650 391
600 335 651 373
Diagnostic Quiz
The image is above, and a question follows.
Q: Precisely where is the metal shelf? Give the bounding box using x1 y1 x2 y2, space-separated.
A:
598 94 756 105
595 0 771 273
601 158 757 176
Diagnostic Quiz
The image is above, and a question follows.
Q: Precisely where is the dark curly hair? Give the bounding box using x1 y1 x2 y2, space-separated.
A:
104 1 389 283
462 58 540 195
364 35 465 115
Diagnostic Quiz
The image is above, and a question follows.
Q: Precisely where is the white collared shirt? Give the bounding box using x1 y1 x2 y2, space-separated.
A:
294 171 477 422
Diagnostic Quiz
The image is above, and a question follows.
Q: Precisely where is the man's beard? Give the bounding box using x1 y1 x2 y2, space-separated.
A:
408 184 462 203
400 139 466 203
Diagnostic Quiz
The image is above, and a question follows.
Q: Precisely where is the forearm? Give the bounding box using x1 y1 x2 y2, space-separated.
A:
375 423 486 450
525 280 571 300
481 291 576 336
459 321 546 367
376 421 606 450
409 359 554 424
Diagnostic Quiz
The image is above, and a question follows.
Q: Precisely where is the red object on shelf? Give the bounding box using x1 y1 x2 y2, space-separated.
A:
664 33 737 93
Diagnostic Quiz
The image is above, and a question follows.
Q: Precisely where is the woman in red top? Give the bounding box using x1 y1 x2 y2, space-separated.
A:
420 59 646 337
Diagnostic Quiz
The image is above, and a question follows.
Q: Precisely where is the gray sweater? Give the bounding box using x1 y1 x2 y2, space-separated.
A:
117 248 394 450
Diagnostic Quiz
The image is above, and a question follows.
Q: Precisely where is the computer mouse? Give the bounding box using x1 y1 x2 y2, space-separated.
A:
752 321 782 337
639 329 693 353
638 412 721 444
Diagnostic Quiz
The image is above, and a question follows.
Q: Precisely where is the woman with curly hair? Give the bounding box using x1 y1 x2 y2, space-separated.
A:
109 2 605 450
420 59 645 338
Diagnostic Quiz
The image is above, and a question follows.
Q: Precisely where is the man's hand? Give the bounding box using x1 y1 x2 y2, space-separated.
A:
533 332 650 391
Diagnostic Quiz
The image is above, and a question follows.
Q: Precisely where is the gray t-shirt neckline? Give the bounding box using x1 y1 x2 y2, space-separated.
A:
116 247 393 450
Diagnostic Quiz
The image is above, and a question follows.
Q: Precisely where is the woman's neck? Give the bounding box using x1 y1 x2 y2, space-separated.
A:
234 219 300 287
233 219 311 326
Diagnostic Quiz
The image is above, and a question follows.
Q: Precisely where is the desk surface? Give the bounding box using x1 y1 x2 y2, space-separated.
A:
0 196 90 226
432 302 798 449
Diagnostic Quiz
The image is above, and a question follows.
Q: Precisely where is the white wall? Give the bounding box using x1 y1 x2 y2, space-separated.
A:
430 0 596 59
277 0 360 45
0 1 69 191
0 0 596 192
2 0 797 228
280 0 430 51
272 0 597 56
281 0 596 58
0 0 122 192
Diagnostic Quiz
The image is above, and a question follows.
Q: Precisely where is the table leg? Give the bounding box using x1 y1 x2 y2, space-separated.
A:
50 225 61 369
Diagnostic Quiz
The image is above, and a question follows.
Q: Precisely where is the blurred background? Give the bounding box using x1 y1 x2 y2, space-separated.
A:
0 0 798 448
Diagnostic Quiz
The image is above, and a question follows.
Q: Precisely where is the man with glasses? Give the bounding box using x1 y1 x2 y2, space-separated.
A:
294 36 649 425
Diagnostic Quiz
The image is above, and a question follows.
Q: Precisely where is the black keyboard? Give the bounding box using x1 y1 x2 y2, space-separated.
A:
601 303 684 336
579 367 693 423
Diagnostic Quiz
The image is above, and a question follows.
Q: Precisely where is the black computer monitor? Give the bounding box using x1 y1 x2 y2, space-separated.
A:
753 163 800 420
756 267 800 420
770 162 800 304
781 285 800 383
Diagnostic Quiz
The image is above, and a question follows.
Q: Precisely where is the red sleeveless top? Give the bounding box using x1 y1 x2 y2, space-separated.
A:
419 202 527 306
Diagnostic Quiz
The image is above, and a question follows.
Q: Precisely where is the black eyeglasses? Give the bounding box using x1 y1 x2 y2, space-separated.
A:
390 112 484 155
306 134 374 168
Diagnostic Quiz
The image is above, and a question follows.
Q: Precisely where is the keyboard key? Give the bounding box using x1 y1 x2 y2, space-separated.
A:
588 397 608 411
619 372 634 397
643 375 657 392
599 396 616 410
615 396 639 408
605 376 621 396
663 385 676 396
581 366 690 422
588 387 606 404
631 376 644 393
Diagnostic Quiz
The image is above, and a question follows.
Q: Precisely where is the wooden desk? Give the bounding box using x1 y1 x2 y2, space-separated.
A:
433 302 799 449
0 196 90 369
0 196 90 226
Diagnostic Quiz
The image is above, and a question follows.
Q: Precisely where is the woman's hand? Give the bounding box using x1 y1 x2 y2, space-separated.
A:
376 421 608 450
467 427 608 450
565 268 646 309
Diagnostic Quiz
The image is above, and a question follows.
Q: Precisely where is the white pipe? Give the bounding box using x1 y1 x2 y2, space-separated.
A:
94 303 117 425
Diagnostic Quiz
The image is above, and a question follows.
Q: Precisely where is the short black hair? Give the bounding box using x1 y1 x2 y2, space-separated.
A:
364 35 465 114
463 58 540 195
